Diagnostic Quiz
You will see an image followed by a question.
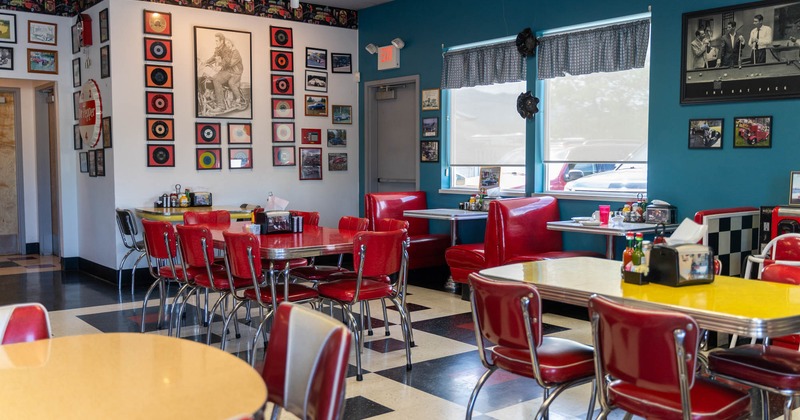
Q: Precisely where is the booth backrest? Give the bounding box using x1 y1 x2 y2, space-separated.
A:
484 196 563 267
694 206 759 276
364 191 430 236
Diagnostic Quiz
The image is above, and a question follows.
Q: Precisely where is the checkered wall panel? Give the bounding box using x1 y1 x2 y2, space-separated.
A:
701 210 760 276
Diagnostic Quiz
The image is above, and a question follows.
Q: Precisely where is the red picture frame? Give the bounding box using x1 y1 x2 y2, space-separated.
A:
273 122 295 143
143 10 172 36
146 118 174 141
301 128 321 144
271 50 293 72
196 148 222 170
270 26 293 48
195 122 221 144
299 147 322 180
146 91 174 115
144 38 172 62
272 98 294 119
271 74 294 96
147 144 174 167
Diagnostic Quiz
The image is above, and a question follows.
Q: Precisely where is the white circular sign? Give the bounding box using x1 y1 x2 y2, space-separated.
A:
78 79 103 149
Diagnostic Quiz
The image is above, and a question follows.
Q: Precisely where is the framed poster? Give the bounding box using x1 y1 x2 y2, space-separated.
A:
194 26 252 119
79 152 88 173
733 115 772 147
331 53 352 73
301 128 321 144
0 13 17 44
332 105 352 124
273 146 296 166
0 46 11 70
681 0 800 104
27 49 57 74
72 58 81 87
688 118 723 149
305 95 328 116
305 70 327 92
102 117 112 148
28 21 56 46
143 10 171 36
228 122 252 144
196 148 222 170
306 47 327 69
99 8 109 43
422 117 439 137
328 153 348 171
299 147 322 180
100 45 110 78
71 23 80 53
422 89 440 110
229 148 253 169
73 124 82 150
421 140 440 162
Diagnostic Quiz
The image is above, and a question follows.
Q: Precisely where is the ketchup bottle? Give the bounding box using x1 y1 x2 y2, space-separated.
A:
622 231 635 269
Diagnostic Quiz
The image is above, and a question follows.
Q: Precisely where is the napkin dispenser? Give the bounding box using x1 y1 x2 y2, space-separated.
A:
647 244 715 287
191 192 212 207
254 211 292 234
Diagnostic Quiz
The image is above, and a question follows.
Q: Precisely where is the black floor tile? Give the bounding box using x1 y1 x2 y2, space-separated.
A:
343 396 393 419
413 312 569 346
0 261 19 268
0 271 126 310
364 337 409 353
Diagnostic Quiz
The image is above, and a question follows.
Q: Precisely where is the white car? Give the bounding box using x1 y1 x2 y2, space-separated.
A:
564 164 646 193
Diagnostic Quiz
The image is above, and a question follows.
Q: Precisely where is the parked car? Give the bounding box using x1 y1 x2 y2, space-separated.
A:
564 164 646 193
549 163 617 191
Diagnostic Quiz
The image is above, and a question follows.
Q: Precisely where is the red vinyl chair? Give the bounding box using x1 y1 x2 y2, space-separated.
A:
260 303 351 420
0 303 51 344
261 210 321 278
183 210 231 230
466 273 596 419
316 229 413 381
291 215 369 283
140 219 184 333
589 295 751 420
221 231 319 362
743 233 800 279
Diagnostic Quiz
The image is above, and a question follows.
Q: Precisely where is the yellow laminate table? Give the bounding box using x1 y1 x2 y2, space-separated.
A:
135 206 252 222
0 333 267 419
480 257 800 338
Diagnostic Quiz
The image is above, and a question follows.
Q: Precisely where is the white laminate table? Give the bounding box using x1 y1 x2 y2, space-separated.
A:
403 208 488 246
546 220 676 259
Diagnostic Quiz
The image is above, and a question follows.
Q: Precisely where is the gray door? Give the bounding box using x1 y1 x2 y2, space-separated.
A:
365 76 419 193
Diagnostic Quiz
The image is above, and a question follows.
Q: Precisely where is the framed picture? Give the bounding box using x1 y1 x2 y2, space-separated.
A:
146 91 174 115
96 149 105 177
73 91 80 120
271 74 294 95
73 124 81 150
305 95 328 117
790 171 800 206
144 38 172 62
0 13 17 44
272 98 294 119
88 149 97 177
196 122 222 145
299 147 322 180
734 116 772 148
0 46 12 70
328 153 348 171
228 122 252 144
273 122 295 143
148 144 175 167
681 1 800 104
422 89 440 110
79 152 88 173
194 26 252 119
301 128 322 144
102 117 112 148
145 64 172 88
100 45 110 78
143 10 171 36
273 146 296 166
271 50 293 72
196 148 222 170
270 26 293 48
688 118 723 149
421 140 440 162
71 24 80 54
72 58 81 87
332 105 352 124
306 47 327 69
331 53 352 73
305 70 328 92
28 21 56 46
27 49 57 74
327 129 347 147
99 8 109 43
422 117 439 137
146 118 174 141
229 148 253 169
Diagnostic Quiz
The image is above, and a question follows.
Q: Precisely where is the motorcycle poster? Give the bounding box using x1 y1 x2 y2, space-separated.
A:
194 26 252 119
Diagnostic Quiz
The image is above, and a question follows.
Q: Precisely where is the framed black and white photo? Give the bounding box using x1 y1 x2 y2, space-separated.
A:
96 149 105 176
681 0 800 104
102 117 112 148
688 118 723 149
71 23 80 54
100 45 110 78
422 117 439 137
305 70 327 92
0 13 17 44
0 46 13 70
194 26 253 119
72 58 81 88
299 147 322 180
421 140 440 162
734 115 772 148
306 47 327 70
73 124 81 150
332 105 352 124
99 8 109 43
422 89 440 110
28 21 56 46
88 149 97 177
331 53 352 73
79 152 88 173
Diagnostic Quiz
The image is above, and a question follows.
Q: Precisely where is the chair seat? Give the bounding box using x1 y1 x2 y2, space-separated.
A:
608 376 751 420
263 258 309 271
709 344 800 390
194 270 249 290
243 283 319 304
317 279 393 302
291 265 350 281
490 337 595 385
326 271 390 284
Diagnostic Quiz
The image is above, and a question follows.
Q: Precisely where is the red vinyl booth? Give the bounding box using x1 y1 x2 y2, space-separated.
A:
364 191 449 271
446 196 602 283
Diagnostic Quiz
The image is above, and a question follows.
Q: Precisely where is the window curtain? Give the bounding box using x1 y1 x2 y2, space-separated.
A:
537 19 650 80
441 40 526 89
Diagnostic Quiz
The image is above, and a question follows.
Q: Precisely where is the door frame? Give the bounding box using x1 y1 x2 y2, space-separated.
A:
35 84 56 255
363 75 420 194
0 88 25 254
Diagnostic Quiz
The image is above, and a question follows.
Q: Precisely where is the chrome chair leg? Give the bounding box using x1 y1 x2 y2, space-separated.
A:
465 366 497 420
140 279 162 333
130 252 147 297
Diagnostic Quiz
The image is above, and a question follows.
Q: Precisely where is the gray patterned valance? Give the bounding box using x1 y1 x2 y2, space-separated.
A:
537 19 650 80
441 40 526 89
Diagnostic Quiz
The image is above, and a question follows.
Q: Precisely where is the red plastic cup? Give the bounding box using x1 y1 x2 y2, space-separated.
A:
599 205 611 224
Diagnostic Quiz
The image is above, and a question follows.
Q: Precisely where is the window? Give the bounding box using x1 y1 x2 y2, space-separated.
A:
540 17 650 195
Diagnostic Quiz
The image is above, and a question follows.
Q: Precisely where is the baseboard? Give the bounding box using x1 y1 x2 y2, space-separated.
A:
77 258 116 284
62 257 79 271
25 243 40 254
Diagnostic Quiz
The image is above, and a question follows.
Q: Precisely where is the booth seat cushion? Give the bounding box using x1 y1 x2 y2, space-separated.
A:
407 233 449 270
445 244 486 283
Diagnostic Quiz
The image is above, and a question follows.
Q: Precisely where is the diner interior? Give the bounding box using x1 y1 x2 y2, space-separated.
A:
3 0 800 418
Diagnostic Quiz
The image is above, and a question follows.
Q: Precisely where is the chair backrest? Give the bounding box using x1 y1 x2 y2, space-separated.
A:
768 233 800 262
141 219 178 260
364 191 429 236
468 273 543 350
0 303 51 344
175 224 215 269
115 208 142 250
290 211 320 227
372 217 409 232
484 197 563 267
263 303 351 420
589 295 699 396
338 216 369 232
222 230 263 280
183 210 231 229
353 230 407 278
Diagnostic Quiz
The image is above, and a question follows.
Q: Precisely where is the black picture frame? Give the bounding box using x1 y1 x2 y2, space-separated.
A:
305 70 327 92
273 146 296 166
73 91 80 120
79 152 88 173
331 53 352 73
306 47 327 70
688 118 723 149
194 26 253 119
88 149 97 177
0 13 17 44
229 148 253 170
421 140 440 162
790 171 800 206
71 23 80 54
733 115 773 148
681 0 800 104
100 45 110 78
95 149 105 176
73 124 81 150
422 117 439 138
102 117 112 148
0 46 13 70
72 57 80 87
99 8 109 43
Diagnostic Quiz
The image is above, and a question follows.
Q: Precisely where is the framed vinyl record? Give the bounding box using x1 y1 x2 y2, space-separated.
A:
229 148 253 169
195 122 221 144
146 91 173 115
270 26 293 48
271 74 294 96
145 64 173 89
272 98 294 119
144 38 172 62
146 118 174 141
228 122 251 144
196 148 222 170
143 10 171 36
272 122 295 143
271 50 293 72
147 144 174 167
273 146 296 166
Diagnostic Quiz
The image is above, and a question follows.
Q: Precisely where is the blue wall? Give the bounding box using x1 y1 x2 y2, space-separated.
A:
359 0 798 252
